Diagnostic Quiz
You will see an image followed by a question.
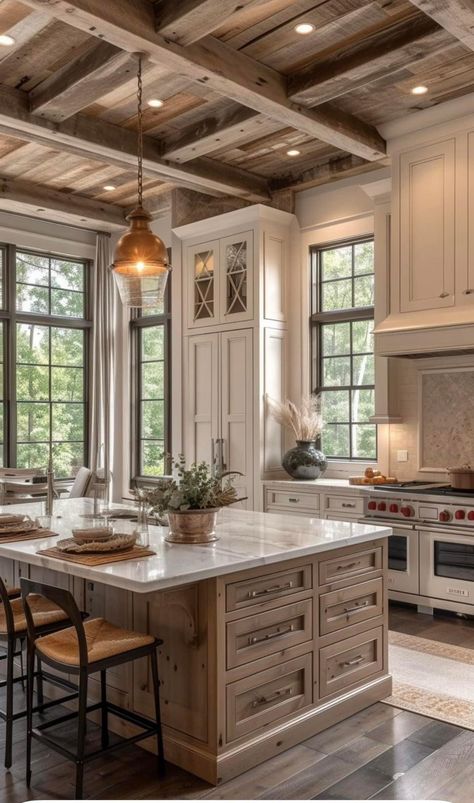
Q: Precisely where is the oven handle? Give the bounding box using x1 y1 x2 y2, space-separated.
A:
418 524 474 538
358 518 415 531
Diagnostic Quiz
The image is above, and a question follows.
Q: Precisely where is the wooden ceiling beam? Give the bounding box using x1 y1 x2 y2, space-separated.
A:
19 0 387 161
0 176 126 230
408 0 474 50
29 42 139 122
0 85 270 202
154 0 268 45
288 16 448 106
162 106 266 162
270 153 390 193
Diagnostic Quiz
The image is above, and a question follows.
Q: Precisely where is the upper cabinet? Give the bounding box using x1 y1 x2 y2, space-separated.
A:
398 139 455 313
186 231 253 329
375 120 474 356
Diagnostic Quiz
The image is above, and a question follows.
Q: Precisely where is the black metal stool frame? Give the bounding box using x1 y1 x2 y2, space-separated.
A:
21 578 165 800
0 579 80 769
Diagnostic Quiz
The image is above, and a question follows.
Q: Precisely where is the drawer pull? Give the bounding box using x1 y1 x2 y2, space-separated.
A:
251 686 292 708
335 561 360 572
288 497 300 503
248 581 293 599
341 502 356 509
248 624 294 645
342 654 364 667
343 600 369 615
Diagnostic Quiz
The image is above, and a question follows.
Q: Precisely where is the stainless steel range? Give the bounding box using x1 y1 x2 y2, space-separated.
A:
360 482 474 614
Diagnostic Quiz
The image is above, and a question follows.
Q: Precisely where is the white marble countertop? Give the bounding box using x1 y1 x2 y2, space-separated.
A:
0 499 390 594
262 477 371 494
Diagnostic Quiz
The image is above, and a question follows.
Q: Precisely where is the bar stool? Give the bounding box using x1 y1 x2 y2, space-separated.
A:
0 578 80 769
21 578 165 800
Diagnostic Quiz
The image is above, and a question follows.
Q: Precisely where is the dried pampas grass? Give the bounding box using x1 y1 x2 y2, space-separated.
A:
266 395 322 441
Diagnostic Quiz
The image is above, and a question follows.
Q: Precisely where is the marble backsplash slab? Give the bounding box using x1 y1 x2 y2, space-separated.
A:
421 369 474 469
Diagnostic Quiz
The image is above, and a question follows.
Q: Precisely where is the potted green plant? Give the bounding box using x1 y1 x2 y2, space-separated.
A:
141 456 246 543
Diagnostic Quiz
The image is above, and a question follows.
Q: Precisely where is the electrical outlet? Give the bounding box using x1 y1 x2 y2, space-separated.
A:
397 449 408 462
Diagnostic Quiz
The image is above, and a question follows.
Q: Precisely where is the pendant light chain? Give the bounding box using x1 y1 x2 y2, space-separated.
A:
137 54 144 207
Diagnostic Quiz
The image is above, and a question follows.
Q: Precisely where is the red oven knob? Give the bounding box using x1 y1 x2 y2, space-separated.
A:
401 506 413 518
389 503 399 513
468 511 474 521
455 510 466 520
368 501 377 511
378 502 386 511
439 510 451 523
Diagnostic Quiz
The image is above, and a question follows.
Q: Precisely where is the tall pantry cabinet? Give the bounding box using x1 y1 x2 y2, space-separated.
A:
174 205 295 510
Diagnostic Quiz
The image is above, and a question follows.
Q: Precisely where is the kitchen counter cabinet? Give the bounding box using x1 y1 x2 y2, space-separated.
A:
0 500 391 784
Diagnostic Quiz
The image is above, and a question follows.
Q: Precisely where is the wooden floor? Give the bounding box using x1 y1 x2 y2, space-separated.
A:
1 602 473 801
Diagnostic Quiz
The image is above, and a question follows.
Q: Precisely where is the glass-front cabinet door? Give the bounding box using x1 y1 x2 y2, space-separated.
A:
187 240 220 328
220 231 253 324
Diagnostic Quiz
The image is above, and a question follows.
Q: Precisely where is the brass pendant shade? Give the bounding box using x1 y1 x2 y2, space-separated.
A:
110 56 171 308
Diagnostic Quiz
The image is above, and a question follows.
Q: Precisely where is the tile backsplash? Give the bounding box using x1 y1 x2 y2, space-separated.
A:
387 356 474 480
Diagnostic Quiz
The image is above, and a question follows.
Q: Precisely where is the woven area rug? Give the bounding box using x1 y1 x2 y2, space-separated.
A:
385 630 474 730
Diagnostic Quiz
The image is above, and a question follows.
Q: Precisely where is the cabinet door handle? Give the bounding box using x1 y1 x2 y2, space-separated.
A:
248 624 294 645
248 581 293 599
463 289 473 295
439 291 449 298
251 686 292 708
335 561 360 572
342 654 364 667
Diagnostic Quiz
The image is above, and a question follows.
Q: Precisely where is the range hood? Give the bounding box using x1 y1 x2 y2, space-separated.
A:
375 309 474 358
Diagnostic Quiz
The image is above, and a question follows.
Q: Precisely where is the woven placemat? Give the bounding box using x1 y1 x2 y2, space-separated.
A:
0 528 57 543
37 545 155 565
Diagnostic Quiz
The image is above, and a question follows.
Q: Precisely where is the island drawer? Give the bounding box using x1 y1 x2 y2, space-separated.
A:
318 546 382 587
265 489 319 513
320 578 383 637
324 495 364 516
226 564 312 613
319 626 383 699
226 653 312 742
226 599 312 669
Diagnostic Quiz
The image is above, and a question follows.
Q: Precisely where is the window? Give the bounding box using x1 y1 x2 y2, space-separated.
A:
131 291 170 479
0 245 91 478
311 238 376 461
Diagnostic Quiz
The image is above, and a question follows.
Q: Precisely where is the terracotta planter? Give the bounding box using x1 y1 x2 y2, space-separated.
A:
165 508 220 544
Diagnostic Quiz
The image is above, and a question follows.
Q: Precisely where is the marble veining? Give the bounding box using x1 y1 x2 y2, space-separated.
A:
0 499 390 593
421 369 474 469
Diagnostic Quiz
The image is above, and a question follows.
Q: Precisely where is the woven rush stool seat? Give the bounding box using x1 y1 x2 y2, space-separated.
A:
36 617 155 666
0 579 82 771
22 578 165 800
0 594 69 635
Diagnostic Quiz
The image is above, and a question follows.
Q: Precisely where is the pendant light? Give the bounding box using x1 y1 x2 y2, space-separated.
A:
111 55 171 308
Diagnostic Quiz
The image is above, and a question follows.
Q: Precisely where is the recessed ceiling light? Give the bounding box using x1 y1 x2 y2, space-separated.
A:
103 185 116 191
294 22 315 35
411 85 428 95
286 149 301 157
147 98 164 108
0 34 15 46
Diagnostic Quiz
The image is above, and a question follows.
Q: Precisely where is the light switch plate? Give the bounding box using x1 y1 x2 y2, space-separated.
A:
397 449 408 462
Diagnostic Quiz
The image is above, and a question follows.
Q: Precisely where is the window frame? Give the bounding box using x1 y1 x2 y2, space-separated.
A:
310 235 376 462
130 279 171 483
0 242 92 477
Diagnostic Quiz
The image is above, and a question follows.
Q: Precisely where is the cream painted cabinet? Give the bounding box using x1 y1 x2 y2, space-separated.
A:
186 231 253 329
398 139 455 313
185 328 253 508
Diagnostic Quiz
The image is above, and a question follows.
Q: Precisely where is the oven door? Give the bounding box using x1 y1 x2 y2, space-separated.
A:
360 519 419 594
420 528 474 604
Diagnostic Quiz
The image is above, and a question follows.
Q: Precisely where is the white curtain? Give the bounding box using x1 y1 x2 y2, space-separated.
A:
90 233 116 497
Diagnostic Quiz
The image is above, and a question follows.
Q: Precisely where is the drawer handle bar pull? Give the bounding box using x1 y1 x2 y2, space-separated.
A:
343 601 369 615
288 497 300 503
335 561 360 572
251 686 292 708
341 503 356 509
248 581 293 599
248 624 294 645
342 654 364 667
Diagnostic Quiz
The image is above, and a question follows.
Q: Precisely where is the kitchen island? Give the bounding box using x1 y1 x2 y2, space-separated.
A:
0 499 391 784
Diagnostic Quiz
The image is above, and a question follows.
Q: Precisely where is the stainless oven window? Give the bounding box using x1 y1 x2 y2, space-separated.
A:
434 541 474 582
388 534 408 572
